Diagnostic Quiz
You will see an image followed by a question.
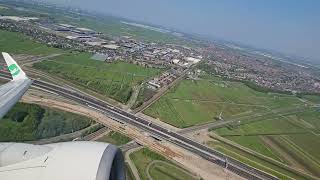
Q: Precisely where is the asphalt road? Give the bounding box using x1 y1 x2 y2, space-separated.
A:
0 72 278 180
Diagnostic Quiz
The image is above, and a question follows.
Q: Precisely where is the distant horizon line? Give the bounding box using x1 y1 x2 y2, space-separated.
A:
4 0 320 64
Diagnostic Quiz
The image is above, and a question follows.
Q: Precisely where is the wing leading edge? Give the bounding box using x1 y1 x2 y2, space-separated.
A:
0 52 32 119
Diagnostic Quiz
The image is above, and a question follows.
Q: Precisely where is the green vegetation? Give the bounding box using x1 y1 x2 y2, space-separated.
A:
126 163 136 180
130 148 197 180
33 52 162 103
0 5 50 18
209 142 310 180
148 161 196 180
224 136 283 162
215 117 307 136
302 95 320 104
270 135 320 177
212 107 320 177
0 30 62 55
144 76 304 128
97 131 131 146
0 102 92 141
132 84 156 109
81 124 104 137
145 74 320 178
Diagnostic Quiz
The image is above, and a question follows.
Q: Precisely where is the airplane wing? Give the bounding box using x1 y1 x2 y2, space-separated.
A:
0 52 32 119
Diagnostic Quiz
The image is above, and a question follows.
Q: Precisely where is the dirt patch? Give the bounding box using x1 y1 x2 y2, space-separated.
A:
186 129 212 145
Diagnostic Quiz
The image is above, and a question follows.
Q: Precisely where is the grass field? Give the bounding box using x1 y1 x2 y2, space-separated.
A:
0 30 62 55
33 52 162 103
0 102 92 141
144 76 305 128
97 131 131 146
223 136 284 162
148 161 196 180
302 95 320 104
212 107 320 177
208 142 310 180
130 148 197 180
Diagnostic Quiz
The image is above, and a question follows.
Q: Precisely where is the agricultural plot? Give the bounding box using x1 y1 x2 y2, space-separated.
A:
130 148 198 180
212 108 320 177
0 30 62 55
209 142 310 180
33 53 162 103
144 76 305 128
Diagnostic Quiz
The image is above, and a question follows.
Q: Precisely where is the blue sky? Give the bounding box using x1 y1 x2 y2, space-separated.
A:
43 0 320 61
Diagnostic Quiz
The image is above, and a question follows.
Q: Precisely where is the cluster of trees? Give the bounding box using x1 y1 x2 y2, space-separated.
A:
0 103 92 142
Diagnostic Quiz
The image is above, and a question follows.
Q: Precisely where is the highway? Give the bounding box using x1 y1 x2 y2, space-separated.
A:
0 72 278 180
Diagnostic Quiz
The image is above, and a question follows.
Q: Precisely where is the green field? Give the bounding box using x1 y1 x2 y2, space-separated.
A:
0 102 92 141
33 52 162 103
212 108 320 177
144 76 305 128
97 131 131 146
130 148 198 180
209 142 310 180
302 95 320 104
0 30 62 55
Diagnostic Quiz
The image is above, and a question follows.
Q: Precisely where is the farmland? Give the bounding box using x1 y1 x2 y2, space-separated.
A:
33 52 162 103
209 142 310 180
0 30 62 55
211 103 320 178
130 148 198 180
144 75 305 128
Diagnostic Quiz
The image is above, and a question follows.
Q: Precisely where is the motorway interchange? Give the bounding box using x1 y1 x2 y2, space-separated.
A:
0 72 278 180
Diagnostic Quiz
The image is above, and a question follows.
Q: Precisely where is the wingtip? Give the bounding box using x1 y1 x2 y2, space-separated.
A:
2 52 28 80
2 52 8 57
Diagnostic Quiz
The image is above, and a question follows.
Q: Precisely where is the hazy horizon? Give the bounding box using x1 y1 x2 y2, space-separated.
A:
32 0 320 62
